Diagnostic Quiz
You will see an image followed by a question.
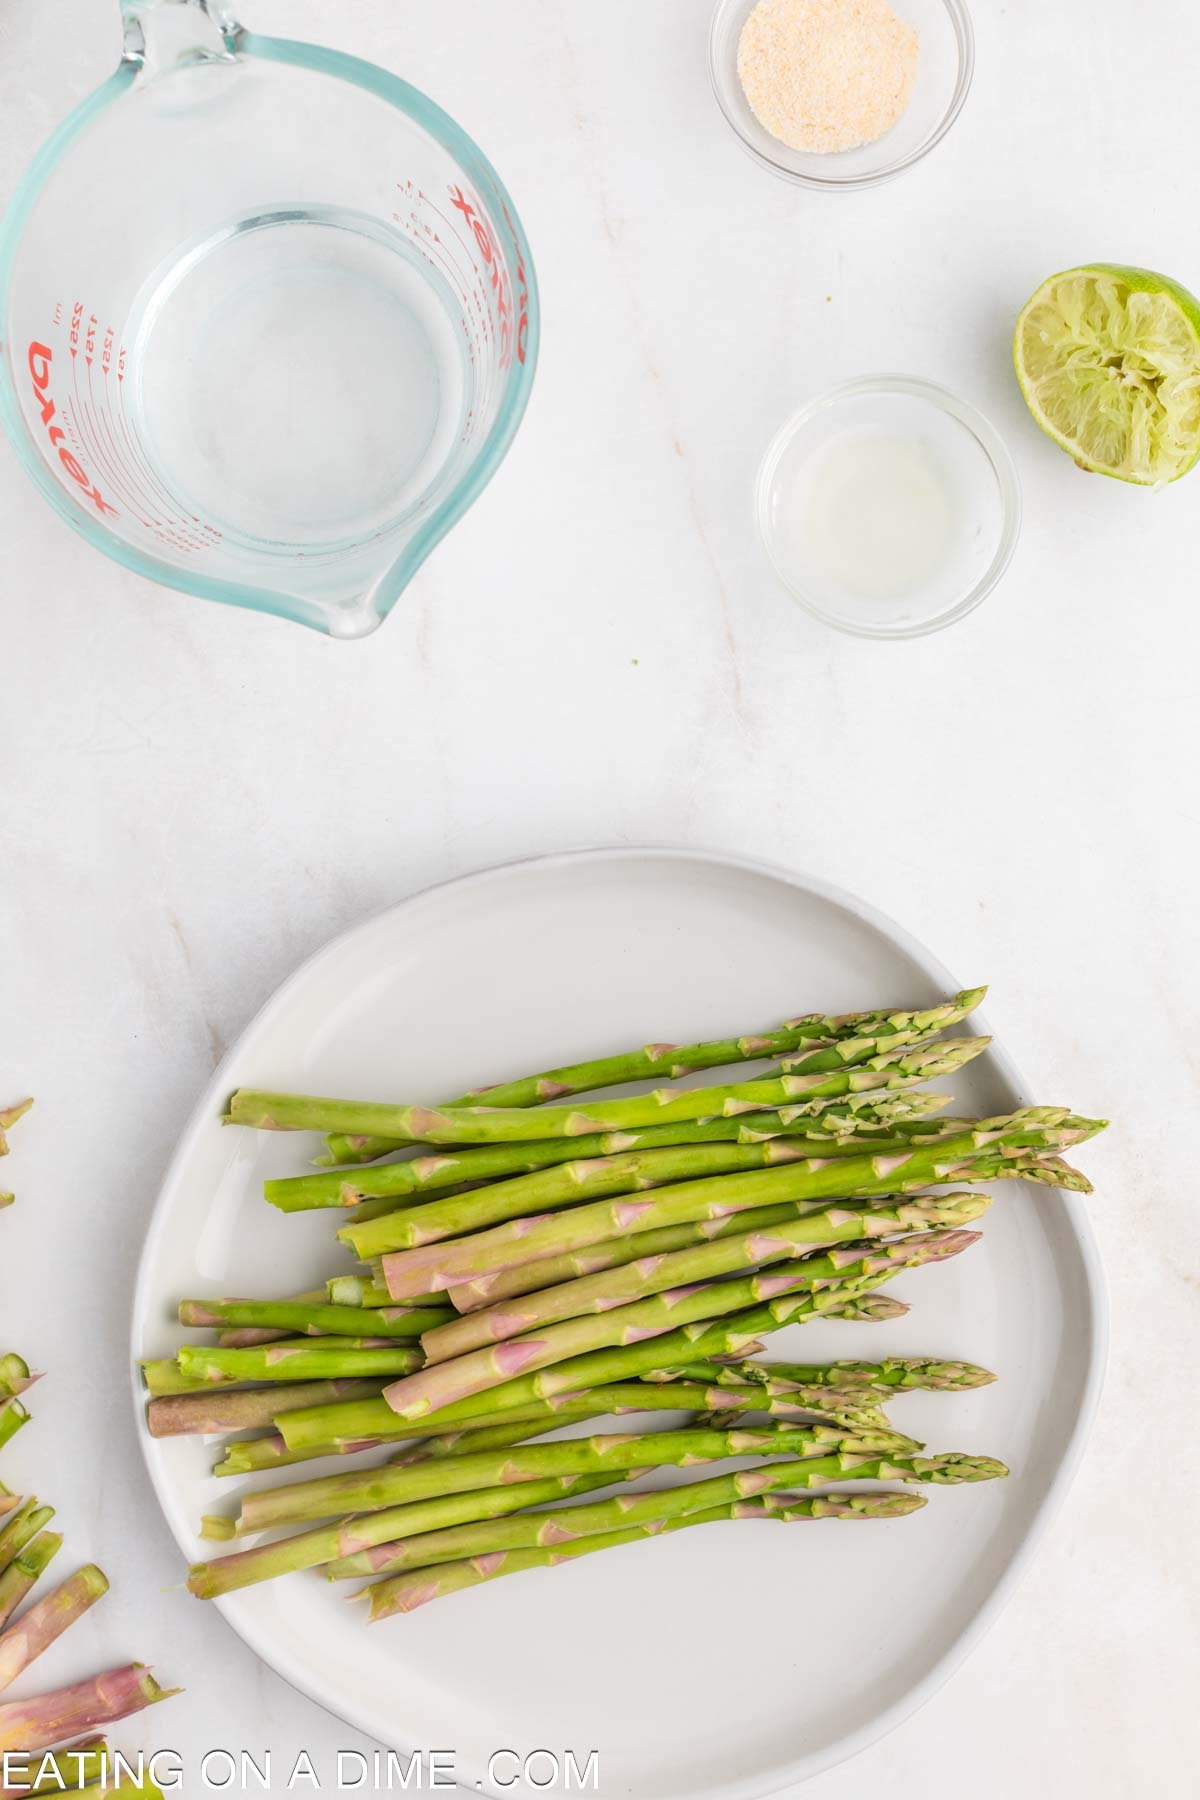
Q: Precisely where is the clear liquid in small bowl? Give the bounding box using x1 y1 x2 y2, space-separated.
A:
758 382 1017 635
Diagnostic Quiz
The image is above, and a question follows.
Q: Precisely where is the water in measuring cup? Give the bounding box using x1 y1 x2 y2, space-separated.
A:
127 207 469 553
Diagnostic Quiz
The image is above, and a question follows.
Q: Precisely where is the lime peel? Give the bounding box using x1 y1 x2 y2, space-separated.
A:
1013 263 1200 485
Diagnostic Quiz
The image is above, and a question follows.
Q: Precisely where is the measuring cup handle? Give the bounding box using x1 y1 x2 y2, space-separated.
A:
121 0 241 69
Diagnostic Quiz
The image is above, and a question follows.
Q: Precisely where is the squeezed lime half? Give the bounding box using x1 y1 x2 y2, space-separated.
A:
1014 264 1200 484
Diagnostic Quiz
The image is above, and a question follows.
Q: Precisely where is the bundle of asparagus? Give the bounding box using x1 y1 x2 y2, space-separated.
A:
142 987 1105 1617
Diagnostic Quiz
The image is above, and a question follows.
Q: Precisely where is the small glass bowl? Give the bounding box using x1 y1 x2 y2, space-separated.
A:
709 0 974 190
755 376 1021 638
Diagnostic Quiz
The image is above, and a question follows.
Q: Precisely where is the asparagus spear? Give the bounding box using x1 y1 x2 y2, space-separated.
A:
387 1371 891 1467
141 1348 400 1397
276 1392 598 1454
177 1299 450 1340
362 1487 931 1595
380 1111 1100 1299
189 1473 635 1596
336 1110 976 1262
347 1159 881 1274
227 1421 914 1536
277 1377 886 1456
0 1355 40 1399
146 1377 388 1435
395 1379 888 1457
204 1288 336 1347
387 1151 1072 1307
276 1091 954 1213
0 1491 17 1522
172 1342 424 1386
0 1665 179 1754
442 1158 974 1312
0 1503 54 1578
441 1209 788 1315
227 1404 636 1478
315 992 984 1162
386 1225 982 1420
421 1192 990 1364
369 1251 973 1429
192 1439 1005 1599
230 1036 990 1145
277 1285 906 1461
678 1357 999 1393
213 1396 578 1475
279 1388 662 1453
0 1402 29 1456
325 1470 939 1582
213 1435 385 1478
241 1396 647 1483
0 1735 111 1798
0 1534 63 1632
344 1181 504 1229
362 1489 932 1615
189 1432 993 1605
0 1565 109 1692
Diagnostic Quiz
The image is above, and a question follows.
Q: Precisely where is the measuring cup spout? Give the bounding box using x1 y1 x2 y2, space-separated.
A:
121 0 240 71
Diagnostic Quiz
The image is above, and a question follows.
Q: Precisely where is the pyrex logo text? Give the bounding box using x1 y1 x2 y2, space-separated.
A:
448 186 529 367
27 341 119 518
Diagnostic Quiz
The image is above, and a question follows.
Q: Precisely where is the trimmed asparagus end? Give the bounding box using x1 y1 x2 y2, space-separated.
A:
0 1097 33 1134
199 1516 237 1542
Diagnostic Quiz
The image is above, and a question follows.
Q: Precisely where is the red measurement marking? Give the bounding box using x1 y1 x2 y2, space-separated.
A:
41 305 217 553
423 192 498 310
448 185 516 367
71 351 155 527
411 191 477 284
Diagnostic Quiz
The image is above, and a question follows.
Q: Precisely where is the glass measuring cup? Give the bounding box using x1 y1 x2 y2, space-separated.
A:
0 0 539 636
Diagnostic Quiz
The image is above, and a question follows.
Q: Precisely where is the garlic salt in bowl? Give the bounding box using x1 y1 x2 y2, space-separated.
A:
709 0 974 189
755 376 1021 638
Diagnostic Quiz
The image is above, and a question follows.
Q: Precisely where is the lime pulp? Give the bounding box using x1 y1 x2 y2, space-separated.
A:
1013 263 1200 485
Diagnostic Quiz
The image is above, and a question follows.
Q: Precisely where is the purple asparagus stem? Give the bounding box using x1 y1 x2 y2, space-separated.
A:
0 1664 179 1753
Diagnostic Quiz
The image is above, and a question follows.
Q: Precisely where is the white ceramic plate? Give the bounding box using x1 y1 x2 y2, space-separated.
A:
133 849 1106 1799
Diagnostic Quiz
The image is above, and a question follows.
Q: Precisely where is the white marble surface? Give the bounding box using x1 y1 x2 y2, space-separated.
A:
1 0 1198 1793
